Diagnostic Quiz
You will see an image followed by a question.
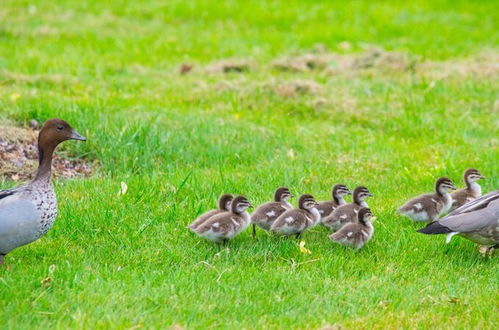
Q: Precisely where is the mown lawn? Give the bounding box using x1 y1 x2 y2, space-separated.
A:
1 0 498 328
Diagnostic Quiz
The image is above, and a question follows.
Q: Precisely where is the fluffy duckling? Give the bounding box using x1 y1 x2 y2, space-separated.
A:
188 194 233 231
330 208 375 249
450 168 485 211
0 119 86 265
192 195 252 246
418 190 499 253
398 177 456 222
316 184 351 219
251 187 293 237
270 194 320 238
322 186 372 231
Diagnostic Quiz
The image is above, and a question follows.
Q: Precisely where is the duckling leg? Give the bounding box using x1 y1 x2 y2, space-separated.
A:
252 224 256 238
0 254 4 265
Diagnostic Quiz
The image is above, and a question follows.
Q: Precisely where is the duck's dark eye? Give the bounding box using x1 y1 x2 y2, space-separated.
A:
57 125 64 130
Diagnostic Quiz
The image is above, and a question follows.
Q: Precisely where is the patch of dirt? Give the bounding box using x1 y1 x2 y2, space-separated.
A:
271 53 330 72
270 79 322 97
206 60 251 74
0 121 94 182
271 48 416 74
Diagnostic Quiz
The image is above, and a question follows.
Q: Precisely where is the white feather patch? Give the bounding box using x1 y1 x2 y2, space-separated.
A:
446 232 459 243
285 216 293 223
266 210 276 217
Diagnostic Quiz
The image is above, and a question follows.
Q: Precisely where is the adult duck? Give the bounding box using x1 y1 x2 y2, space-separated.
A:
0 119 86 264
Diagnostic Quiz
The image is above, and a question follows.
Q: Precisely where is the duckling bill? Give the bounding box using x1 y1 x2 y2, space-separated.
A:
0 119 86 265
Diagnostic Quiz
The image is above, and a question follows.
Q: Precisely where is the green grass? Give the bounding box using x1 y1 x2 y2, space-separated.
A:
1 0 498 328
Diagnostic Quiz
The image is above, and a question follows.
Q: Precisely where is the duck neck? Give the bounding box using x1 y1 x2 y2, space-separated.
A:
33 144 55 183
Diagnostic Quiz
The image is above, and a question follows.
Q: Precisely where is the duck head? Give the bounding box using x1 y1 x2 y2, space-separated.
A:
34 118 86 181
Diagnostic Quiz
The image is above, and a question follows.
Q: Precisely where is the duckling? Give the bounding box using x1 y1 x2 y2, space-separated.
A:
0 119 86 265
418 190 499 253
188 194 233 231
330 207 375 249
322 186 372 231
398 177 456 223
450 168 485 211
270 194 320 238
251 187 293 237
316 184 351 219
192 195 252 246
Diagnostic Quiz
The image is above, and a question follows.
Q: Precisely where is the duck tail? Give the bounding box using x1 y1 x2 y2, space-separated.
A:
417 222 452 235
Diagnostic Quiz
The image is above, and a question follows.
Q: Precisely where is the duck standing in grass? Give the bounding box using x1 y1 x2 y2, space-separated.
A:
251 187 293 237
188 194 233 231
330 207 375 249
418 190 499 254
398 177 456 223
270 194 320 238
0 119 86 265
322 186 372 231
316 184 351 219
450 169 485 211
192 195 252 246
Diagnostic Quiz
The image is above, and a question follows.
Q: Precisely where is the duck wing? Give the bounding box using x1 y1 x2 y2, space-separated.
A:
447 190 499 216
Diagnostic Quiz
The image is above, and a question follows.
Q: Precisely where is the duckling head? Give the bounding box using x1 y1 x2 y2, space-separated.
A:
218 194 234 211
274 187 293 202
358 207 375 225
298 194 319 210
435 177 456 195
353 186 372 204
231 195 253 214
332 184 352 199
464 168 485 184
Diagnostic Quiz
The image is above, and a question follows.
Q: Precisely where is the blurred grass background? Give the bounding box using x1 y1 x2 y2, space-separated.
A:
0 0 498 328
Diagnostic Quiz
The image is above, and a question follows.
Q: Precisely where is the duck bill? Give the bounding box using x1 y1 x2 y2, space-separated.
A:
70 130 86 141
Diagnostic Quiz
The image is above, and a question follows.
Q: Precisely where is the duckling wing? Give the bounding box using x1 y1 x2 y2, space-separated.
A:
189 209 221 230
450 189 472 210
316 201 337 217
330 223 367 248
252 202 287 222
271 210 308 232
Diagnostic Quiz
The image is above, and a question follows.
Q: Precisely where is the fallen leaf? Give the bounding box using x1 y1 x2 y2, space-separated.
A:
299 240 311 254
118 181 128 196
